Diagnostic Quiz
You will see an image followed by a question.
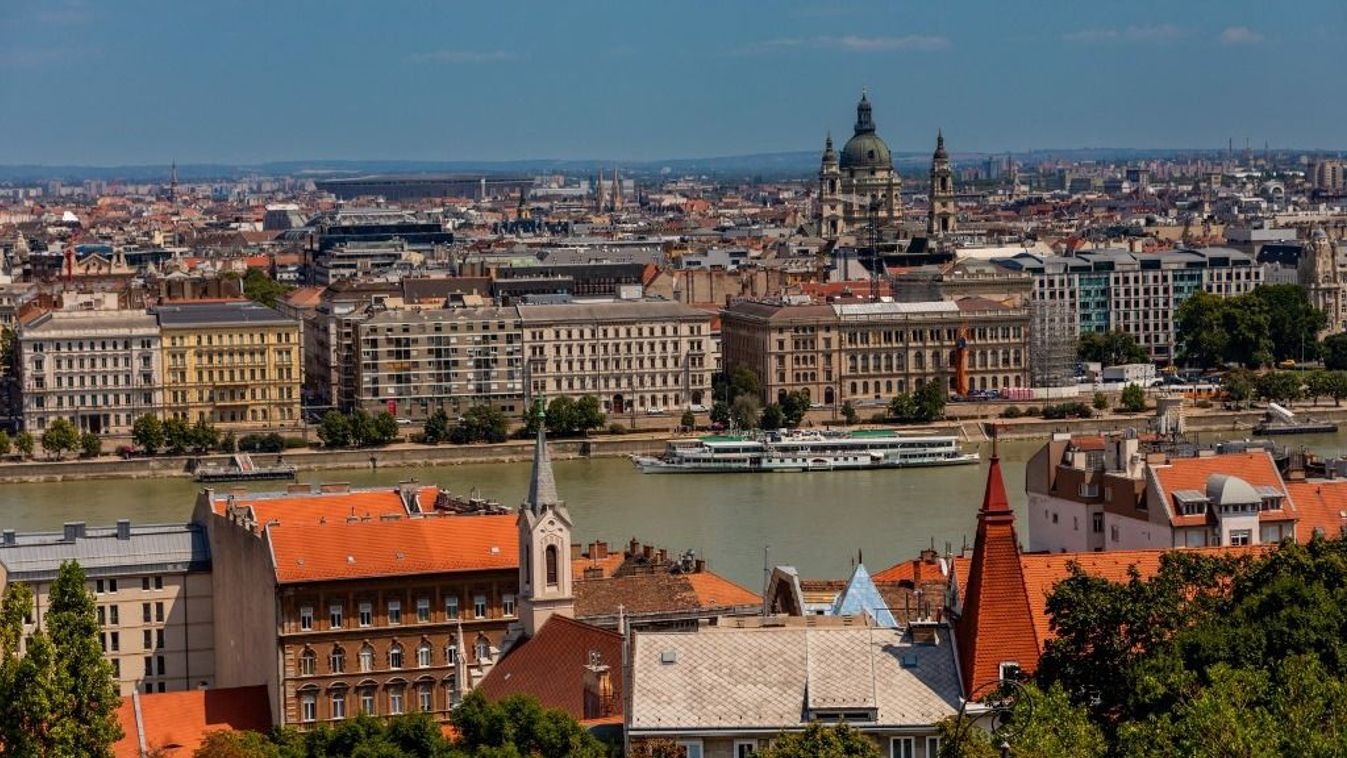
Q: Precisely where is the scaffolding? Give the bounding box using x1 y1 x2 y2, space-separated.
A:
1029 298 1078 388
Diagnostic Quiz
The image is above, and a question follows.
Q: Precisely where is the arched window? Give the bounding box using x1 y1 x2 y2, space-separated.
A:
388 643 403 670
475 636 490 662
545 545 559 587
446 637 458 664
825 387 835 405
418 641 433 668
299 648 316 676
329 645 345 674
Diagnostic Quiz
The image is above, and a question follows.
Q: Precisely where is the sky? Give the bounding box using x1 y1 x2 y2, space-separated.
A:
0 0 1344 166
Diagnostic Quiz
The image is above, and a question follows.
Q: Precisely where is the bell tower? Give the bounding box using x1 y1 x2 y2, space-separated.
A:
517 402 574 637
818 132 842 239
928 130 956 237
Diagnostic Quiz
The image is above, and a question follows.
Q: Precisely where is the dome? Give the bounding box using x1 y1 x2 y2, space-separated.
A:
1205 474 1261 506
838 91 892 170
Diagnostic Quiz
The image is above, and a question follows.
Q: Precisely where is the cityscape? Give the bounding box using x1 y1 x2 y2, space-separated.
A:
2 2 1347 757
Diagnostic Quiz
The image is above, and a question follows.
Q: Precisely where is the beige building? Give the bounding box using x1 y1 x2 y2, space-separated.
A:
519 301 713 414
17 309 162 435
0 521 215 696
721 297 1030 409
353 306 525 420
157 301 302 429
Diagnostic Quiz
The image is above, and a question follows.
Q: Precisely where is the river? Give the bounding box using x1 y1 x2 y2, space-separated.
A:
4 431 1347 589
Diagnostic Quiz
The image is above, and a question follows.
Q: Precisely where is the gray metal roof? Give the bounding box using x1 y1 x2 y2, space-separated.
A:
0 522 210 582
516 300 706 323
155 302 296 328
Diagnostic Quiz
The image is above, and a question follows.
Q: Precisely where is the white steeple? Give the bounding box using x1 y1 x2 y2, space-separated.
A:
517 401 574 637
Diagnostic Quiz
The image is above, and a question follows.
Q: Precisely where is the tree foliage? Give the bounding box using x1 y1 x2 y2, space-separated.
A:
242 268 292 309
1255 370 1304 405
46 561 123 756
730 394 761 429
1119 384 1146 413
450 406 510 445
80 431 103 459
132 414 165 454
1323 333 1347 370
14 430 34 458
756 722 880 758
1176 285 1325 368
42 417 80 458
1077 330 1148 366
935 682 1105 758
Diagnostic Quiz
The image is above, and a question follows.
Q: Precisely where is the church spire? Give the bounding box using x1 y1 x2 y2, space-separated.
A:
525 401 559 513
854 90 875 134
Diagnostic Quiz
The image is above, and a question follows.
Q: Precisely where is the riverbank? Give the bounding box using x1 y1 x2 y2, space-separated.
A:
2 401 1343 483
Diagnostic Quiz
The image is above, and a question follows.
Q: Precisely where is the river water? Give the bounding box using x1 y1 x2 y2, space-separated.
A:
5 431 1346 589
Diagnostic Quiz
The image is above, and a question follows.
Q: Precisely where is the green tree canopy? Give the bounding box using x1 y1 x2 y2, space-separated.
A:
132 414 165 454
318 410 352 448
1322 333 1347 370
756 722 880 758
242 268 293 309
42 417 80 458
1119 383 1147 413
451 405 510 445
761 403 786 430
730 394 761 429
1077 330 1148 366
423 408 452 444
47 561 123 756
1255 370 1304 405
1249 284 1326 363
14 430 34 458
1175 286 1321 368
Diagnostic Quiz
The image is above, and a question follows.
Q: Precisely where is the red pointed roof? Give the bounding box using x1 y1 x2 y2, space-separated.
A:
954 456 1040 697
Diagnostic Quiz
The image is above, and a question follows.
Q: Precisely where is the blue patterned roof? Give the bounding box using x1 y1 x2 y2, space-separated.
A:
830 563 898 628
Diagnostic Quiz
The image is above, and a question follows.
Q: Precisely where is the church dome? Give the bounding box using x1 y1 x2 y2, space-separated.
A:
839 92 892 170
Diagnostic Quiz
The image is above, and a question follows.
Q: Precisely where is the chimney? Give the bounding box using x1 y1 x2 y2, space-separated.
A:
286 483 313 494
570 543 582 560
910 619 940 646
398 481 420 514
628 538 640 557
595 541 608 559
320 482 351 493
63 522 86 541
694 559 706 573
116 520 131 541
582 654 616 720
1 530 15 546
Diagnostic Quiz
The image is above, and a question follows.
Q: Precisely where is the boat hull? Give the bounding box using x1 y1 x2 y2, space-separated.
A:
632 453 980 474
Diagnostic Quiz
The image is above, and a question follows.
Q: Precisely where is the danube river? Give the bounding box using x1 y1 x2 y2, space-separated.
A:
4 431 1346 589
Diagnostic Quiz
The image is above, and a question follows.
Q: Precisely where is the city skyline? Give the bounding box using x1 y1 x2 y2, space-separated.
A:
1 0 1345 166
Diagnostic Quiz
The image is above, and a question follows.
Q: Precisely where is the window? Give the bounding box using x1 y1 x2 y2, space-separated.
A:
1092 513 1104 534
1230 529 1252 546
142 577 150 591
1110 525 1120 543
734 740 757 757
388 686 404 715
359 645 375 672
474 637 490 662
389 644 404 669
999 661 1021 681
926 737 941 758
154 576 162 591
416 597 430 623
143 629 151 649
387 600 402 625
155 602 164 622
545 545 559 586
299 605 314 631
447 641 458 664
110 632 119 651
299 649 316 676
890 737 914 758
331 690 347 720
677 740 704 758
300 691 317 723
418 683 433 712
445 596 459 619
144 657 153 676
360 688 376 715
143 603 151 623
157 656 165 676
330 646 345 674
502 594 515 618
330 603 343 629
473 595 486 619
418 642 432 668
107 579 116 593
359 602 373 627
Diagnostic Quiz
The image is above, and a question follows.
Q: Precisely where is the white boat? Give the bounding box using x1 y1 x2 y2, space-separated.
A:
632 429 979 474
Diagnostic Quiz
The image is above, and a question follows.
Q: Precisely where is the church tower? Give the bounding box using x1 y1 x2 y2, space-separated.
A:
612 167 623 211
594 167 606 213
517 406 575 638
1299 226 1344 336
927 130 956 237
818 133 842 239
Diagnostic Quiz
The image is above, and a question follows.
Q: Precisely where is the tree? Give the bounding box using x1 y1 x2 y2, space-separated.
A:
454 405 509 444
1078 330 1148 366
423 408 451 444
730 394 761 430
318 411 352 448
679 409 696 429
1256 370 1303 406
841 401 858 426
15 430 34 458
0 430 10 457
756 722 881 758
574 395 606 434
132 414 164 454
349 410 379 447
371 412 399 445
0 630 61 756
710 401 730 425
1304 370 1334 405
546 396 579 435
630 738 686 758
1119 384 1147 413
190 418 221 454
1249 284 1326 363
1223 369 1254 405
914 378 948 422
889 392 917 421
193 729 281 758
79 432 102 459
780 390 811 428
242 268 292 309
726 366 762 403
1176 291 1231 368
1322 333 1347 370
42 417 79 459
934 683 1106 758
1324 371 1347 407
451 691 607 758
47 561 122 756
163 417 191 454
761 404 785 430
1092 391 1109 411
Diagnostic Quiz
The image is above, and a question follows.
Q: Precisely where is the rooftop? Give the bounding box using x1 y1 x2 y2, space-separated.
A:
155 300 295 328
114 686 271 758
0 522 209 582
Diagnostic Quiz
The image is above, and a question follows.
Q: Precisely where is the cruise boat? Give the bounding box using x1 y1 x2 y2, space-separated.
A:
632 429 979 474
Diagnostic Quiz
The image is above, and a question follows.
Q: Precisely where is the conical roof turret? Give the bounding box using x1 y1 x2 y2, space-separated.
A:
525 403 560 513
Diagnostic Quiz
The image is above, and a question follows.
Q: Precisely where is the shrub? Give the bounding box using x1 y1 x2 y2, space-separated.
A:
1001 405 1023 418
1195 398 1213 408
607 422 627 435
114 445 134 459
78 432 102 459
1092 391 1109 411
282 436 308 449
1025 405 1041 416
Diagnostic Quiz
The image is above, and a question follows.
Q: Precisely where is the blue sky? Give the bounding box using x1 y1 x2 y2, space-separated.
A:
1 0 1344 165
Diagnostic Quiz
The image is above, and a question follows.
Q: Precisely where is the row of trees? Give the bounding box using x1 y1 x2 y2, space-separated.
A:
1221 368 1347 406
940 536 1347 757
887 380 948 423
521 396 607 437
0 428 37 458
1 562 122 756
317 409 400 449
1176 285 1327 368
131 415 227 455
423 406 511 445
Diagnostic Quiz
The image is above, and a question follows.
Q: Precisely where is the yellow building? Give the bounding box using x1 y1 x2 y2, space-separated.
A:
157 301 302 430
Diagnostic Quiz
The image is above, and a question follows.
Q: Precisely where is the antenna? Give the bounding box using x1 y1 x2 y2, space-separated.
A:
761 544 771 618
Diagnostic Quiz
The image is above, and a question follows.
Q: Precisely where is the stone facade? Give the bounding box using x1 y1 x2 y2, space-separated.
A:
818 93 901 240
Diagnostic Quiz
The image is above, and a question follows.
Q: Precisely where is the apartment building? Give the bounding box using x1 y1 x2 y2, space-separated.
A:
0 521 214 696
1026 433 1298 553
353 306 524 420
992 248 1263 363
17 309 162 434
519 301 713 414
157 301 302 429
721 297 1030 408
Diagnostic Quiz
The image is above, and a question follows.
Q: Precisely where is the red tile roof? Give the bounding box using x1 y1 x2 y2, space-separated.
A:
1285 480 1347 541
113 685 271 758
476 615 624 720
684 571 762 608
212 486 436 531
1150 452 1294 527
266 513 517 584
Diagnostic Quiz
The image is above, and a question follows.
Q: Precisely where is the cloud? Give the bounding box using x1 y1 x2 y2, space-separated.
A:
1220 26 1264 45
408 49 517 64
741 34 950 54
1063 24 1183 44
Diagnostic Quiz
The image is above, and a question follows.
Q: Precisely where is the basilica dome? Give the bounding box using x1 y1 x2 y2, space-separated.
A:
839 92 892 170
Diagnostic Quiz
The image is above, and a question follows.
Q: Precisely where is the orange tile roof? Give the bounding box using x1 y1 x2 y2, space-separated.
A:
684 571 762 608
212 486 436 530
1151 452 1293 527
114 685 271 758
1285 480 1347 541
572 553 626 579
476 615 624 720
267 513 517 584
